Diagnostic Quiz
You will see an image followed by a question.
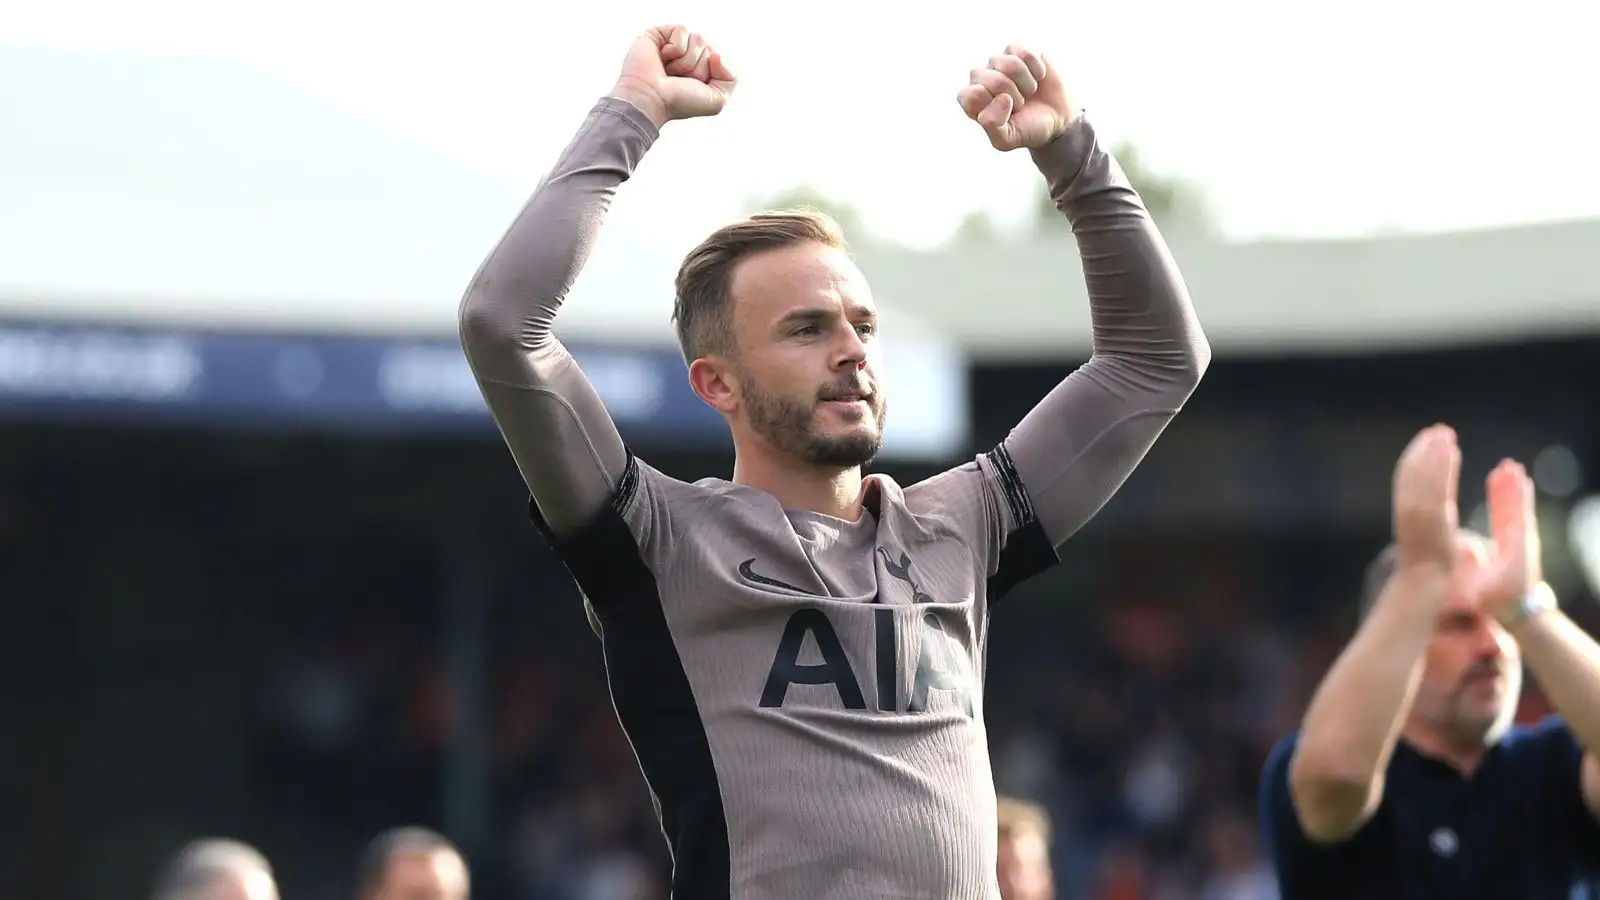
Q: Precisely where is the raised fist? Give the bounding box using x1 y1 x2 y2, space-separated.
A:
956 45 1077 151
610 25 736 128
1391 424 1462 572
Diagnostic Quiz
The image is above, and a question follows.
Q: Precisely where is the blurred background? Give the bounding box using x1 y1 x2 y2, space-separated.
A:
3 2 1598 898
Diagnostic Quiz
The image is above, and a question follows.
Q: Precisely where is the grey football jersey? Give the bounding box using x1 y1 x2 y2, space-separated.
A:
459 96 1209 899
529 443 1049 898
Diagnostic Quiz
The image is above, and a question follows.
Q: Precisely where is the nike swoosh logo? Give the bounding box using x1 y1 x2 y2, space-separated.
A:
737 558 820 596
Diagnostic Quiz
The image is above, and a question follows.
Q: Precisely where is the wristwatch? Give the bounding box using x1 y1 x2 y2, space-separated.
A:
1499 581 1558 629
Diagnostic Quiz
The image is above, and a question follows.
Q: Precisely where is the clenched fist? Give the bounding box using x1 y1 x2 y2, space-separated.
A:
611 25 736 128
957 45 1078 151
1391 424 1463 573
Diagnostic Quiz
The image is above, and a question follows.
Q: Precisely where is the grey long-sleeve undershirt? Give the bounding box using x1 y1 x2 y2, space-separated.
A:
458 95 1209 544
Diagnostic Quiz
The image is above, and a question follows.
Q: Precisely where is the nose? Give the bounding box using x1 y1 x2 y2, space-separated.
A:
832 324 868 371
1474 617 1506 660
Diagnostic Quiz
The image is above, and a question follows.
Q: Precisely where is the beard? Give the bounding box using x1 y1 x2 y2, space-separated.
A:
1428 662 1520 748
1455 664 1520 738
741 372 887 469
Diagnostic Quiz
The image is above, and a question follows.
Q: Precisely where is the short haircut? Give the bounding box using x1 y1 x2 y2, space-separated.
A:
672 208 847 363
996 795 1052 845
1355 528 1490 623
356 826 460 898
151 838 272 900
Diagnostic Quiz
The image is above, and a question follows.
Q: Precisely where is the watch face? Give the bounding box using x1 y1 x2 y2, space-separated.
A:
1500 585 1555 629
1518 584 1558 622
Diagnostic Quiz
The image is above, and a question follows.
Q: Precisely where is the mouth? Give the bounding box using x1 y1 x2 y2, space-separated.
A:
818 393 873 423
819 390 872 406
821 397 869 413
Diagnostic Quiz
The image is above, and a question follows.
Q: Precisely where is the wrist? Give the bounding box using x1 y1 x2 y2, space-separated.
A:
1497 581 1558 632
1028 111 1095 179
1391 560 1452 596
609 79 670 129
1363 563 1451 632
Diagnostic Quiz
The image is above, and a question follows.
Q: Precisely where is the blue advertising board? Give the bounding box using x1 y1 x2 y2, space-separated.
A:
0 321 729 444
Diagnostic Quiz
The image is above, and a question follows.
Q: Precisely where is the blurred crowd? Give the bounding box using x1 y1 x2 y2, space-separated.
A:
185 529 1591 900
253 578 1302 899
238 540 1369 899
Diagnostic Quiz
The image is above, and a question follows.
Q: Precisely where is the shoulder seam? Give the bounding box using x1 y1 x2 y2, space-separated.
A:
616 452 701 590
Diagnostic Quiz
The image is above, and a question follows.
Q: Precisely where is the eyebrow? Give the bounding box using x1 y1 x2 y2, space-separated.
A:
777 305 877 328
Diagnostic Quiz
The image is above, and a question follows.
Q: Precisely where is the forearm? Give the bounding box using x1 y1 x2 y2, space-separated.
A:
1290 567 1446 834
1033 115 1210 377
997 118 1210 545
1513 605 1600 753
457 97 659 534
460 96 658 374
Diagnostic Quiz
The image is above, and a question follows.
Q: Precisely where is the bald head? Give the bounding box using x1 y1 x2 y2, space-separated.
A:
1355 528 1492 623
152 838 277 900
356 826 468 900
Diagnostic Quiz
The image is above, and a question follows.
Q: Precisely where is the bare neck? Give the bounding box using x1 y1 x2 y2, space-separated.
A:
731 447 866 521
1400 719 1488 775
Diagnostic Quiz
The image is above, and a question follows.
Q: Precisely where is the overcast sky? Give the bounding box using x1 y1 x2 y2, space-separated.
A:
9 0 1596 251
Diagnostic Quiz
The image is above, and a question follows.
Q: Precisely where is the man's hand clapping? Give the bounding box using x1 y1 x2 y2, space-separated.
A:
1392 424 1463 576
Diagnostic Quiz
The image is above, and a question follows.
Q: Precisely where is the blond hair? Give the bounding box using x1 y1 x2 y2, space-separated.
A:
996 795 1052 844
672 208 846 362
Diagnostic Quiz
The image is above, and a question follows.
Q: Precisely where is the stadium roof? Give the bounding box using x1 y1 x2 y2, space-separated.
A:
0 47 969 458
852 217 1600 360
0 45 947 350
0 46 521 335
3 45 1597 363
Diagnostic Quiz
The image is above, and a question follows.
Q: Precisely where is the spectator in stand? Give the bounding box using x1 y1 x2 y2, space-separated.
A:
355 826 469 900
151 838 278 900
998 795 1055 900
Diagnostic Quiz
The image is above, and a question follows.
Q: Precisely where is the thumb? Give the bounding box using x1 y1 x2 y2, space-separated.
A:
670 78 730 116
706 51 736 91
978 93 1017 146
